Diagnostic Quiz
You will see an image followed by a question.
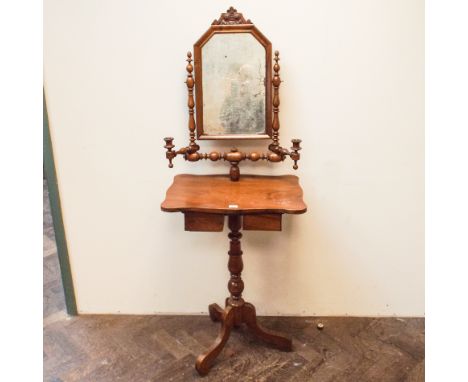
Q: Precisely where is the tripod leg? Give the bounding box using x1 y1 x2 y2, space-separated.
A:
243 302 292 351
208 303 223 322
195 306 235 376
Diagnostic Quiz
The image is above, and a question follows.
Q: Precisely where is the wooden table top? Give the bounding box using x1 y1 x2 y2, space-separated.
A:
161 174 307 215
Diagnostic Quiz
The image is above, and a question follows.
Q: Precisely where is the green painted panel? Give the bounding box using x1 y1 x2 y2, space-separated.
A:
43 92 78 315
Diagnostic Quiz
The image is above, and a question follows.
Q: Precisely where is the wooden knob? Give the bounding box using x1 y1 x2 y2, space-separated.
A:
268 153 282 162
225 150 243 162
187 152 200 162
209 152 220 161
249 152 260 161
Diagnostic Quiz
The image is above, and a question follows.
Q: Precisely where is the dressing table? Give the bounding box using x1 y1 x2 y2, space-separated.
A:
161 7 307 375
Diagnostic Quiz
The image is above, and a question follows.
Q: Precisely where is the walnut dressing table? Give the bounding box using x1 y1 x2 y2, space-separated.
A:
161 8 307 375
161 174 306 375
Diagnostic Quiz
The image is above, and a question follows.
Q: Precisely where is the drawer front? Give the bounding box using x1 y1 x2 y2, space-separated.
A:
184 212 225 232
243 214 282 231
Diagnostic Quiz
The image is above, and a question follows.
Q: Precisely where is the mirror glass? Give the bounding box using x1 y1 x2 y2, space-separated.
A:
201 33 266 136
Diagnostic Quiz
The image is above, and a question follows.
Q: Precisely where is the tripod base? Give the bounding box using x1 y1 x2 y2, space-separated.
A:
195 298 292 376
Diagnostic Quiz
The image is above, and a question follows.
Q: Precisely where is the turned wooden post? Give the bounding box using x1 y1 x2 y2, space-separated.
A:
195 212 292 376
186 52 199 152
227 215 244 310
229 163 240 182
272 51 281 148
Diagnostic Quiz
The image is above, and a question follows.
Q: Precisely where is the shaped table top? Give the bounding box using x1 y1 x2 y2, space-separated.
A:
161 174 307 215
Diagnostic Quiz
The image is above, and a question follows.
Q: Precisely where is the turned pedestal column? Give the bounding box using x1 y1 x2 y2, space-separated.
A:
195 215 292 376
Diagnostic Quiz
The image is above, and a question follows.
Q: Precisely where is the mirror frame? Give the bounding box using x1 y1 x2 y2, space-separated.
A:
194 22 272 140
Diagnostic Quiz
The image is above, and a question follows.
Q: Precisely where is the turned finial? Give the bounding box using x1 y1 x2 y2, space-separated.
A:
274 50 280 64
186 51 193 69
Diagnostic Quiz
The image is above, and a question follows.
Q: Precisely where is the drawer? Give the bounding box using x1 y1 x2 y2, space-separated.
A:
242 214 282 231
184 212 225 232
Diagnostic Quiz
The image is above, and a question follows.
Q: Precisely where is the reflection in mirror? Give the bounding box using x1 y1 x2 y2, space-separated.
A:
202 33 266 136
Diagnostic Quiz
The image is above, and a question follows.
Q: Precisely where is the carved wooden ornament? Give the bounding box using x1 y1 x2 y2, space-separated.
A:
211 6 252 25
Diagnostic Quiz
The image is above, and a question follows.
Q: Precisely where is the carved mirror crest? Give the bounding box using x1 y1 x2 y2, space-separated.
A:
194 7 272 139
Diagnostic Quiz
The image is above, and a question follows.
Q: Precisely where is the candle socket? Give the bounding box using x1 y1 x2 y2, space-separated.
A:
290 139 302 170
164 137 176 168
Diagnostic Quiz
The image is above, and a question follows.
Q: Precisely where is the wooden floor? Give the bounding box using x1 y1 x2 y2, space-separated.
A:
44 180 424 381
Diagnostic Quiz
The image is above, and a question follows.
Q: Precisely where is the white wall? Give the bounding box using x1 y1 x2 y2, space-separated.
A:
44 0 424 316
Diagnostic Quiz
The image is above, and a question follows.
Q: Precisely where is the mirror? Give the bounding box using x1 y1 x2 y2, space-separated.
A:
194 23 272 139
202 34 265 136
